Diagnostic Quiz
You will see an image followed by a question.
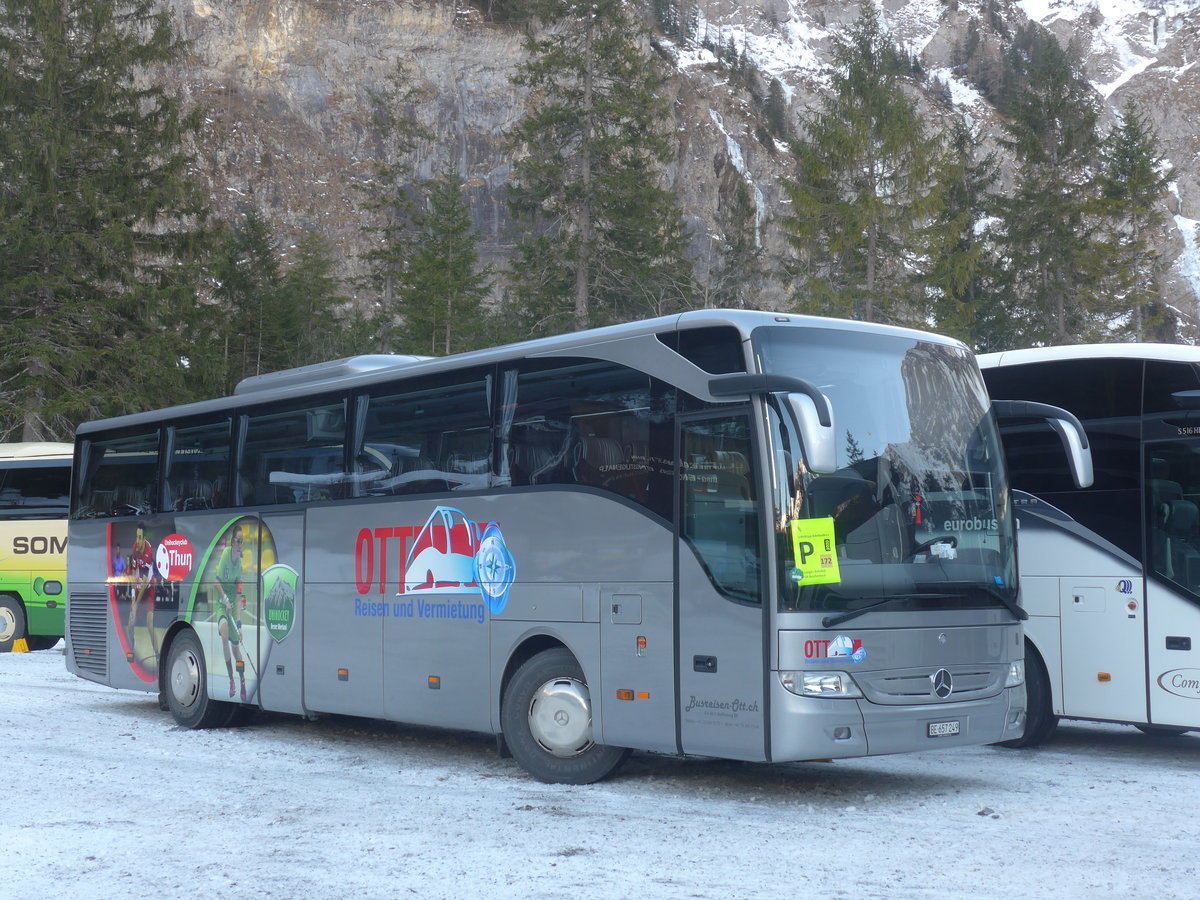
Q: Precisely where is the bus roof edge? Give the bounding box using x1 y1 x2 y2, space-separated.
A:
233 355 431 396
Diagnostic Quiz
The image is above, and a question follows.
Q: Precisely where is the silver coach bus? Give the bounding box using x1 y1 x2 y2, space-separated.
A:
65 311 1089 783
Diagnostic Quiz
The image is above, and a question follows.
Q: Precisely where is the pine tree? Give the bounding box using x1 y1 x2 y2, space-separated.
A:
1097 100 1176 340
279 232 354 364
704 177 767 309
924 121 1000 344
780 4 943 324
393 167 493 356
506 0 696 333
985 24 1109 348
763 78 790 143
0 0 206 439
205 211 288 394
357 60 432 335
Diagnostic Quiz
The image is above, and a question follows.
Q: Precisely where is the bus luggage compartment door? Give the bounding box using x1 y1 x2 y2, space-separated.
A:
598 583 676 754
1059 577 1146 723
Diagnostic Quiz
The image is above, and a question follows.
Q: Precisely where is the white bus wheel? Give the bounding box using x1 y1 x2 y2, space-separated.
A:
0 596 26 651
163 630 235 729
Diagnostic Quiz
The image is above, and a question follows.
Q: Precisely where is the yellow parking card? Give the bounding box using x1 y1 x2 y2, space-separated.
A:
789 517 841 585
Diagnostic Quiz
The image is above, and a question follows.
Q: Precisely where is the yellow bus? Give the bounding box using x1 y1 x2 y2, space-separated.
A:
0 442 71 651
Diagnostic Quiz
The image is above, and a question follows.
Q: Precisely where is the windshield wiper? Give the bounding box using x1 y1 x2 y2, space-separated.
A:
982 585 1028 622
821 593 951 629
926 581 1028 622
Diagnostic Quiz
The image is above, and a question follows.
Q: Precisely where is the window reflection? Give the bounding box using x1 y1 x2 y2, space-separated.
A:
1148 443 1200 596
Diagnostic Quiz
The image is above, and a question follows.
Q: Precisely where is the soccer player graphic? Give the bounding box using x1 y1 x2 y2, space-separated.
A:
215 525 249 701
126 525 160 659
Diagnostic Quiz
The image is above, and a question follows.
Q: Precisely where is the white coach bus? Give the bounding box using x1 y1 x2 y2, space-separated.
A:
65 311 1087 781
981 344 1200 745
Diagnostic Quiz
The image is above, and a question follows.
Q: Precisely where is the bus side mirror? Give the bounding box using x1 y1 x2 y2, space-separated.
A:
786 391 837 475
708 373 837 475
992 399 1094 489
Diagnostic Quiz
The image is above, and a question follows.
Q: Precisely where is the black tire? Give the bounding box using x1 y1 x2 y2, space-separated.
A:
0 595 27 652
26 635 61 651
1134 724 1190 737
163 629 236 729
500 647 629 784
999 641 1058 749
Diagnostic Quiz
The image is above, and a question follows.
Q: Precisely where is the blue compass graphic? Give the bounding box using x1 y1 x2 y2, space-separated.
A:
473 523 516 615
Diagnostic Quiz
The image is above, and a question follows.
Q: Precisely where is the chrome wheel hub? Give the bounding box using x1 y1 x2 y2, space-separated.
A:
528 676 593 758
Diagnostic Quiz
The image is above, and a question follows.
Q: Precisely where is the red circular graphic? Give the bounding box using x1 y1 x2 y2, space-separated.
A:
156 534 195 582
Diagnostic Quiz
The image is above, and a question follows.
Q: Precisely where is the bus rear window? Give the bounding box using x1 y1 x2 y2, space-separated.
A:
0 462 70 516
74 432 159 518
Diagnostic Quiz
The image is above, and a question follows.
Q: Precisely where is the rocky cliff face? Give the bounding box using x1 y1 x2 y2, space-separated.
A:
168 0 528 294
161 0 1200 329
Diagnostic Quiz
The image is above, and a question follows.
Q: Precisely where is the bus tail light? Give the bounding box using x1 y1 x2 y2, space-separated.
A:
779 671 862 698
1005 659 1025 688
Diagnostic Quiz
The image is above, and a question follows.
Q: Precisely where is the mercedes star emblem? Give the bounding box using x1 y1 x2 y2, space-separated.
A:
931 668 954 699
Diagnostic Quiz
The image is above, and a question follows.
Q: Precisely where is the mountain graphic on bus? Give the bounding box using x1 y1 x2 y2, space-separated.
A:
403 506 516 615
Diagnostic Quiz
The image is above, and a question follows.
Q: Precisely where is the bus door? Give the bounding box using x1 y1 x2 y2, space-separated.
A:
1143 441 1200 727
676 413 767 761
254 512 306 715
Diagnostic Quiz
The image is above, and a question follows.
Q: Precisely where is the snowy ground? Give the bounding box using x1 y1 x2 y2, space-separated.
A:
4 647 1198 900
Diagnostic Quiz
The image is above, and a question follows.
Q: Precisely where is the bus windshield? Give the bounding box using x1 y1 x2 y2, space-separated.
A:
756 326 1015 616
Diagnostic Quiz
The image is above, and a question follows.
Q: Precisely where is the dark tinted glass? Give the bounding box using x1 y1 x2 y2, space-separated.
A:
166 419 231 510
1144 360 1200 415
680 414 760 604
657 326 747 374
983 358 1143 420
74 431 160 518
360 372 493 496
239 400 348 505
503 359 674 518
0 462 71 516
984 359 1142 494
1146 440 1200 602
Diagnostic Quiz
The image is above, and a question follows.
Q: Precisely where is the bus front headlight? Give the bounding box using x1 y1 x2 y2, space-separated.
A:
779 670 863 698
1005 658 1025 688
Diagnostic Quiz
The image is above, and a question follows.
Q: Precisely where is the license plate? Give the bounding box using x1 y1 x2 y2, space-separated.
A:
928 720 960 737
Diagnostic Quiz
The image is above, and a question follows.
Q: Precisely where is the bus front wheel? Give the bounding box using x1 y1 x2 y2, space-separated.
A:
501 648 628 784
0 596 26 652
164 630 236 729
1000 642 1057 749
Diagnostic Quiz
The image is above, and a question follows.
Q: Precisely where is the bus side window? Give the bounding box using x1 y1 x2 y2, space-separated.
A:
509 359 654 504
240 401 348 506
360 373 492 496
167 419 231 511
75 431 160 518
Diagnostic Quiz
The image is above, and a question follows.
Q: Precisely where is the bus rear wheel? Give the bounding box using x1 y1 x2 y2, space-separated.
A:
0 596 26 652
25 636 60 651
999 642 1057 749
501 648 628 784
164 629 236 729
